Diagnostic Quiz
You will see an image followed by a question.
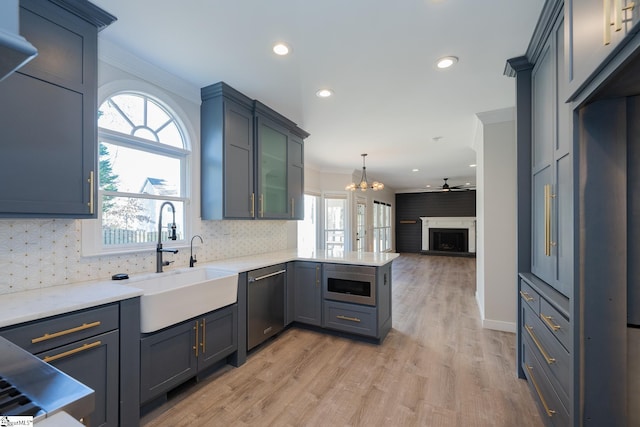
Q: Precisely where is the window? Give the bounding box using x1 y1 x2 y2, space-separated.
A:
374 201 392 252
93 92 190 251
325 195 347 255
298 194 320 250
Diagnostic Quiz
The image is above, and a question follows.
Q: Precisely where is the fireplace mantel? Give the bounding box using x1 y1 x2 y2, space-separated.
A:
419 217 476 253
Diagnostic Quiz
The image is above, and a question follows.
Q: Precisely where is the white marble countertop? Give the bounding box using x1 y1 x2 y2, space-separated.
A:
0 250 398 329
36 411 85 426
204 249 399 272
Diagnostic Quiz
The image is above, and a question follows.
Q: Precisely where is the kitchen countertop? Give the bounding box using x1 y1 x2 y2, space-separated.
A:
204 249 399 272
0 250 398 329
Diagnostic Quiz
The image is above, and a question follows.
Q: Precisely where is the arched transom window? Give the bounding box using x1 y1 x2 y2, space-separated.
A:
97 92 189 249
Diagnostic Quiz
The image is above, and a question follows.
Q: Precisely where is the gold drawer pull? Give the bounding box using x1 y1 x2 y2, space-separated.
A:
519 290 534 302
193 321 199 358
525 364 556 417
540 314 561 331
336 315 361 323
43 341 101 363
525 325 556 365
32 321 102 344
201 318 206 354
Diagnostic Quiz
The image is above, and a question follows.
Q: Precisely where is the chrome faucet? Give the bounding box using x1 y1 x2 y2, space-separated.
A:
156 201 178 273
189 235 203 267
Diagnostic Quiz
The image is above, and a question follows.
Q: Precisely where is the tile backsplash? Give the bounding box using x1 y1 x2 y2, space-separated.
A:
0 219 290 295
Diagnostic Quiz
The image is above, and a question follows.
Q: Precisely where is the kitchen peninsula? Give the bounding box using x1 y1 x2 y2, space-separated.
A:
0 249 398 424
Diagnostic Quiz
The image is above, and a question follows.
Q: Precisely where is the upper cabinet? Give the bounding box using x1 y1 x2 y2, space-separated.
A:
201 83 308 220
566 0 640 98
0 0 115 218
531 13 573 297
201 83 255 219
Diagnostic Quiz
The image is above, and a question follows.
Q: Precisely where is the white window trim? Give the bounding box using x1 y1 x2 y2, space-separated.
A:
81 81 196 257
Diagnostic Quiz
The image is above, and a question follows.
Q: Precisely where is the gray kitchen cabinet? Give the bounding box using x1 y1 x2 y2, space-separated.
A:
200 83 308 220
566 0 639 98
530 12 573 299
38 330 119 427
140 304 237 405
509 0 640 423
0 0 114 218
293 262 322 326
321 262 392 340
254 101 308 220
288 134 305 220
201 82 255 219
0 300 139 427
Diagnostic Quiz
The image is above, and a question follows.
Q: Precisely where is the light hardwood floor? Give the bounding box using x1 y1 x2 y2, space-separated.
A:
141 254 542 427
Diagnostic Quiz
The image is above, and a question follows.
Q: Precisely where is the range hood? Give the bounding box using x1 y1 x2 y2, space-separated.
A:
0 0 37 82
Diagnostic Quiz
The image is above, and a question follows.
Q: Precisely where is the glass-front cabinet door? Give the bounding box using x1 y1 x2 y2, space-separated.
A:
256 115 289 218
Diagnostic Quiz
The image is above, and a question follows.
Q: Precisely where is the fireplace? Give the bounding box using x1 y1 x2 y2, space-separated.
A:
429 228 468 252
419 217 476 253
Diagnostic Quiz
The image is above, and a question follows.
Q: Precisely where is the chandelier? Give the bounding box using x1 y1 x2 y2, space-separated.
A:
345 153 384 192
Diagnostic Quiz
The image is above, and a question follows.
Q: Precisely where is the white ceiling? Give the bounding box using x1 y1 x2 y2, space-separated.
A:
92 0 544 192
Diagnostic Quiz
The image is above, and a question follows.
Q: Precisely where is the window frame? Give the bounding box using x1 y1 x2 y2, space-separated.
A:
373 200 392 252
82 86 193 256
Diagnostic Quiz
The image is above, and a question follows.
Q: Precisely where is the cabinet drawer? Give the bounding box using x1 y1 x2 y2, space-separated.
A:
520 280 540 314
37 330 119 427
540 298 570 351
0 304 119 354
522 339 570 426
522 305 570 408
323 301 377 337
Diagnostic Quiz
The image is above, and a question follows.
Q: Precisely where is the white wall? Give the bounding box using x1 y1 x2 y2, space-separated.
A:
475 108 517 332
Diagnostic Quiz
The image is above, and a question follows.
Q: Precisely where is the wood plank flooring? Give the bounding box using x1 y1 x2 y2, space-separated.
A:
141 254 542 427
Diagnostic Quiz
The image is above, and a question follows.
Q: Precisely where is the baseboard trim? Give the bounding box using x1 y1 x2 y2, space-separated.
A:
482 318 517 333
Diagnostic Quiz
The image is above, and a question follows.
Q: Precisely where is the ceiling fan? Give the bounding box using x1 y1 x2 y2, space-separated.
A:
431 178 475 192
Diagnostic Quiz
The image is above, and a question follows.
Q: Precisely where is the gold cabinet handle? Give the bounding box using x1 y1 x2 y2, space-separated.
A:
88 171 94 214
336 315 361 323
540 314 561 331
525 325 556 364
193 321 199 357
32 321 101 344
605 0 612 44
260 194 264 218
200 318 206 354
43 341 101 363
544 184 552 256
519 290 534 302
250 193 255 217
525 364 556 417
291 198 294 218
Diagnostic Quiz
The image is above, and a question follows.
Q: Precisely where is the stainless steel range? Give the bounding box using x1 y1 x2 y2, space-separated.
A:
0 336 94 423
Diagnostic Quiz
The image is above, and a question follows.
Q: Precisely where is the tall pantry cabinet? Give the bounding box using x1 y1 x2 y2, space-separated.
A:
509 0 640 425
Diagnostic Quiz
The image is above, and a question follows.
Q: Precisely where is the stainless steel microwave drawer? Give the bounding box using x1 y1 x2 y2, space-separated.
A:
323 300 377 337
522 337 570 426
0 304 119 354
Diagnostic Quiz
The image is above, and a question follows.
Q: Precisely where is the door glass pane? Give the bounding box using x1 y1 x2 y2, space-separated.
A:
260 125 287 215
356 201 366 252
325 198 346 255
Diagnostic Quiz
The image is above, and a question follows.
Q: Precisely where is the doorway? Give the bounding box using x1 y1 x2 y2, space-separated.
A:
356 198 366 252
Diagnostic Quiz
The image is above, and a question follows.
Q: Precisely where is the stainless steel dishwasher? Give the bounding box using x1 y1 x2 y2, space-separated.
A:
247 263 286 350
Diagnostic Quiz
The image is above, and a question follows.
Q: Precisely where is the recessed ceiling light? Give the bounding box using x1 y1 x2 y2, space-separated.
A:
273 43 290 56
469 164 477 168
316 89 333 98
412 168 419 172
466 182 471 185
436 56 458 69
426 185 431 188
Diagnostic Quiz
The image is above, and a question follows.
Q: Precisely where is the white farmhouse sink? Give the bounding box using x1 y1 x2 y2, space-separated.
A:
128 267 238 333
